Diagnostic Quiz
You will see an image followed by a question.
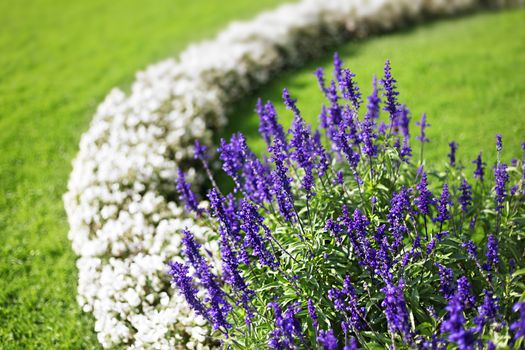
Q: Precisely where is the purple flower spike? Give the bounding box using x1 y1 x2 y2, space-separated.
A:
194 139 209 161
510 302 525 342
458 179 472 213
496 134 503 153
456 276 475 309
475 290 499 330
317 329 338 350
268 302 304 349
448 141 458 167
380 59 399 124
218 133 248 188
333 52 343 83
397 104 411 138
415 171 434 216
290 113 316 198
415 113 430 143
472 152 486 182
257 100 287 150
269 138 295 222
441 293 476 350
315 67 327 95
239 199 277 268
462 240 479 262
176 169 203 216
282 88 300 117
483 234 499 271
434 184 451 224
435 263 455 300
308 299 319 331
180 229 231 331
494 163 509 213
340 68 361 110
380 279 412 343
168 262 207 318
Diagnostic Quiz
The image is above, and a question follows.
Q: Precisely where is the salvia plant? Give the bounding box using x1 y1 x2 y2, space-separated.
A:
170 54 525 349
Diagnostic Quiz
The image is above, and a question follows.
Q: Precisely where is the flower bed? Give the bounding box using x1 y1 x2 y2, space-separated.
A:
64 0 522 348
173 56 525 349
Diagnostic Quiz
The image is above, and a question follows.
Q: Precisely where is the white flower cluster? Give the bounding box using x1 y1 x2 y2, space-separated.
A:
64 0 518 348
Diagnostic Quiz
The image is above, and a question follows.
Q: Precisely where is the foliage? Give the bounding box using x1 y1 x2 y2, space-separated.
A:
172 56 525 349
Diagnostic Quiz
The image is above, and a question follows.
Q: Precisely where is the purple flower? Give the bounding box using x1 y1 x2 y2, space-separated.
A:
180 229 231 330
441 294 476 350
268 302 304 349
194 139 209 161
218 133 248 188
175 169 203 216
496 134 503 153
472 152 486 182
344 337 358 350
333 170 344 185
458 179 472 213
448 141 458 167
269 138 295 222
402 235 421 266
435 263 455 300
218 229 251 304
239 199 277 268
333 52 343 84
325 218 343 243
282 88 300 117
366 76 381 121
494 162 509 212
456 276 475 309
317 329 338 350
242 156 273 204
380 59 399 124
207 189 241 241
388 187 412 249
426 238 437 254
313 130 331 176
257 99 287 149
462 240 479 262
380 278 412 342
434 184 451 224
397 104 411 137
475 290 500 330
168 262 207 318
361 77 380 158
328 275 364 332
510 302 525 342
483 234 499 271
415 171 434 216
340 68 361 110
308 299 319 331
290 112 316 198
415 113 430 143
315 67 327 95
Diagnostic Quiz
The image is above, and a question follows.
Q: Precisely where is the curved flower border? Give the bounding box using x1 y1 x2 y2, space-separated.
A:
64 0 520 348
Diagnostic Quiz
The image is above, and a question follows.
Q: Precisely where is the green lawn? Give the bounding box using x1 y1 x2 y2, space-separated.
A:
0 2 524 349
0 1 284 348
226 9 525 169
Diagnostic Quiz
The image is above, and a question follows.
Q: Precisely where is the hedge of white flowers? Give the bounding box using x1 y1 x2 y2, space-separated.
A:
64 0 522 348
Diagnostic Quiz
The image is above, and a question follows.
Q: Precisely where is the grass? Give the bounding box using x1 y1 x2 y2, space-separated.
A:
0 0 285 348
0 2 523 349
225 9 525 169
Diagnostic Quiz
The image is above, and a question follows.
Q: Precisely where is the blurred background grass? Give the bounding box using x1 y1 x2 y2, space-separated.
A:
0 0 523 348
